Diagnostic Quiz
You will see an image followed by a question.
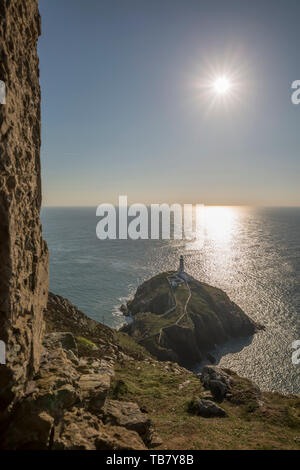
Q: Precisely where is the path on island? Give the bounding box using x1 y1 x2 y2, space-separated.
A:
159 275 177 318
158 279 192 344
139 275 178 344
138 273 192 346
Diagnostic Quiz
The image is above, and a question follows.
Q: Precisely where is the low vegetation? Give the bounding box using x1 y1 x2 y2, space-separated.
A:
111 350 300 450
76 336 98 350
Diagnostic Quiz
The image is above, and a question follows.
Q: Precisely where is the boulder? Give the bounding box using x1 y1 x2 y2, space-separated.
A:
78 373 111 411
209 380 229 402
44 332 78 356
1 410 54 450
103 400 151 438
200 366 233 401
53 408 146 450
200 366 263 409
95 425 146 450
196 399 227 418
55 384 79 409
53 409 101 450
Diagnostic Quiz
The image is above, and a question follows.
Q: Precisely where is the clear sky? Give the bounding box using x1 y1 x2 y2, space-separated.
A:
38 0 300 207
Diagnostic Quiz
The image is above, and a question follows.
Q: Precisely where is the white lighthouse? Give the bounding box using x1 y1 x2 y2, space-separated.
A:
179 255 184 274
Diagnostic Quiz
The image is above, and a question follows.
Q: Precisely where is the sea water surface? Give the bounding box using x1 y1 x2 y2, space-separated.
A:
41 206 300 394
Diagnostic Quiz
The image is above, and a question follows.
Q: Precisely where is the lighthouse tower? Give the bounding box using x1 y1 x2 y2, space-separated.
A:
179 255 184 274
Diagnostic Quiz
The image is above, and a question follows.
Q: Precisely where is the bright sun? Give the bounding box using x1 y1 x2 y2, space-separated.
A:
213 76 231 94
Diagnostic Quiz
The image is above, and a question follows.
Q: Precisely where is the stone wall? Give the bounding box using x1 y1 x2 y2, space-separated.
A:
0 0 48 412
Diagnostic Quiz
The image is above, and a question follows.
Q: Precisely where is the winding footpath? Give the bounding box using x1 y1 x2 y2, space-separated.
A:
156 276 192 345
175 281 191 325
139 274 193 346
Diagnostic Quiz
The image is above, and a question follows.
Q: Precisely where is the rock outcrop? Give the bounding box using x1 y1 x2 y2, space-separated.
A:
198 366 263 409
0 294 152 449
192 399 227 418
0 0 48 414
1 328 147 450
121 272 263 366
199 366 234 401
103 400 151 440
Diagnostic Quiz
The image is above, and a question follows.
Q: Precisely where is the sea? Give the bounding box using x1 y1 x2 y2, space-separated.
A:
41 206 300 394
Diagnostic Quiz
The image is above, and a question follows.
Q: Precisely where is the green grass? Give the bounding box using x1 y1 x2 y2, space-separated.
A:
131 312 174 339
116 331 150 358
76 336 98 350
108 357 300 450
109 359 201 406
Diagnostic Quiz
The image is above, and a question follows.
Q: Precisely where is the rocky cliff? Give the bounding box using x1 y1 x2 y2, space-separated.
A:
121 272 263 365
0 294 160 450
0 0 48 415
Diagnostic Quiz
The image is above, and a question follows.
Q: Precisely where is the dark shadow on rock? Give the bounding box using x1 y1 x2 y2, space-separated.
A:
192 334 254 373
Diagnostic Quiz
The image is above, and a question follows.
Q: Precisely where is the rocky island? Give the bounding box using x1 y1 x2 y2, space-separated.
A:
121 257 263 366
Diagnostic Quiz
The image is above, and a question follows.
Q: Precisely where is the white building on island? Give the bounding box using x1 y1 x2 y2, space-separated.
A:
168 255 187 288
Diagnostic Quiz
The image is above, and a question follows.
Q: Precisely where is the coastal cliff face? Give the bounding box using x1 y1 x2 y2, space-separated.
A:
122 272 262 365
1 294 157 450
0 0 48 411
